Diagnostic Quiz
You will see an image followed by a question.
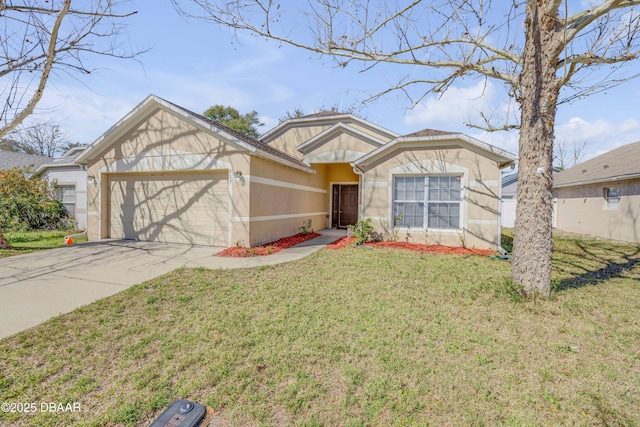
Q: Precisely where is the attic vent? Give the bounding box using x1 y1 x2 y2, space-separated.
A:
603 164 610 169
582 169 587 173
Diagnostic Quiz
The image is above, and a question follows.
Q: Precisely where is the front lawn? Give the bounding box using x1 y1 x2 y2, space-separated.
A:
0 229 87 258
0 234 639 426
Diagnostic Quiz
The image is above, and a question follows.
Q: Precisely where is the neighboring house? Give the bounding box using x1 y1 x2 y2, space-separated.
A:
500 167 560 228
76 95 515 250
554 140 640 243
36 146 89 229
500 170 518 228
0 150 52 172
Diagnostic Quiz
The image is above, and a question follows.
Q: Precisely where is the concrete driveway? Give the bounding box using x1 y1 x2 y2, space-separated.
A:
0 240 223 339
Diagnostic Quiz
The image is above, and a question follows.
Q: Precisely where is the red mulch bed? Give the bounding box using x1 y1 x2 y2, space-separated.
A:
325 236 495 256
217 232 321 257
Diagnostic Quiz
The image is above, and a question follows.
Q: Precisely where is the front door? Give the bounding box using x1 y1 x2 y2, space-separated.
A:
332 184 358 228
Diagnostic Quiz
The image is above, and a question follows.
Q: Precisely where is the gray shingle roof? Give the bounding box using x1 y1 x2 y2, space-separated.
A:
0 150 52 171
554 140 640 187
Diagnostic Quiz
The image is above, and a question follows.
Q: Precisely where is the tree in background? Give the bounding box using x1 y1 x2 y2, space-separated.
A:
278 107 305 124
0 1 142 139
278 104 359 124
174 0 640 296
204 105 263 138
1 122 71 157
554 140 588 170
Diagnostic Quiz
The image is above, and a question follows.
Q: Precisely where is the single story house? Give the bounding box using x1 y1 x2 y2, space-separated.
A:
554 140 640 243
75 95 515 250
500 166 561 228
36 146 89 229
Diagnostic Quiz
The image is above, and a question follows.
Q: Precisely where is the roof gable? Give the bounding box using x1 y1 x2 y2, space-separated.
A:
296 123 385 155
353 130 516 171
76 95 312 173
554 140 640 187
261 113 398 143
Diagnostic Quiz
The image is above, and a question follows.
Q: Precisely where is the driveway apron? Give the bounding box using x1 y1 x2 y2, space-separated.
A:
0 240 222 339
0 229 345 340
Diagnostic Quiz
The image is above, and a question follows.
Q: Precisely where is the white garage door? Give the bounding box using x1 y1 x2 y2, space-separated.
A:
108 172 229 246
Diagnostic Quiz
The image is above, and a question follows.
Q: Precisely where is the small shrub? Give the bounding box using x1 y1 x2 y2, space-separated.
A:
299 219 313 235
380 217 400 242
348 218 380 245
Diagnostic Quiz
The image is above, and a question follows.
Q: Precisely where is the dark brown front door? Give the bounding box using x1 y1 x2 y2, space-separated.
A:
332 184 358 228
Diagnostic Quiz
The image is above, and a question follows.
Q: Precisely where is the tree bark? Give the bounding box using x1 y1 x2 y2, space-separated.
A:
512 0 562 297
0 228 9 249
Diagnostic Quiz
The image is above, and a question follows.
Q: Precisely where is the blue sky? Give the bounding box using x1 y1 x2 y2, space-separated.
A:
33 0 640 162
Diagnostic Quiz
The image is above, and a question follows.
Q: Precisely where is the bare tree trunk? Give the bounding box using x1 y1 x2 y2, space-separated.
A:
512 1 561 297
0 228 9 249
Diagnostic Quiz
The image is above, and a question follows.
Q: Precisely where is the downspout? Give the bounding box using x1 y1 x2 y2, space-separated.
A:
352 163 366 220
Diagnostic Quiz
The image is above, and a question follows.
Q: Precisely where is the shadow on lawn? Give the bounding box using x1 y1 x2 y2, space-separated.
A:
553 240 640 291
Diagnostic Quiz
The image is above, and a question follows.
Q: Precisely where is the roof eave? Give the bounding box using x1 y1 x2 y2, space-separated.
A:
261 113 399 142
76 95 262 165
251 151 314 173
35 161 82 175
554 172 640 188
354 133 516 170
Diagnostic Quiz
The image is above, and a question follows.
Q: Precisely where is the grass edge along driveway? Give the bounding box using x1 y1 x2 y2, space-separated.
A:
1 233 639 426
0 229 86 258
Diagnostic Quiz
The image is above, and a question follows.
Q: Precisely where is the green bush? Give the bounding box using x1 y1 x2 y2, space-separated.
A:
0 167 67 230
348 218 380 245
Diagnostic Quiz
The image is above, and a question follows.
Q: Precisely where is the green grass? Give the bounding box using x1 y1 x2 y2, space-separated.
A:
0 234 639 426
0 229 87 258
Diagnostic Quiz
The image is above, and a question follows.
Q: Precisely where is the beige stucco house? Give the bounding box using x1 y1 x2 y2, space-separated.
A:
554 140 640 243
76 95 515 250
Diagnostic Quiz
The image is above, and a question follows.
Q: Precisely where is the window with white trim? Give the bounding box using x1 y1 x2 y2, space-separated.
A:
604 187 619 209
57 185 76 218
393 175 462 229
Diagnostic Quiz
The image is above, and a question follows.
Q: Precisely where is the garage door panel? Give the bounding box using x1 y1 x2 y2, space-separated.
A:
108 172 228 246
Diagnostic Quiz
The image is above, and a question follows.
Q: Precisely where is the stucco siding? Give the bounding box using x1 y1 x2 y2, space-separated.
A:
554 178 640 243
248 156 328 245
302 132 378 163
361 148 501 249
264 124 333 159
327 163 358 183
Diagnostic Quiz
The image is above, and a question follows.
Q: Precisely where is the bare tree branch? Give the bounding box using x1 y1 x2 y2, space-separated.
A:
0 0 143 139
0 0 71 138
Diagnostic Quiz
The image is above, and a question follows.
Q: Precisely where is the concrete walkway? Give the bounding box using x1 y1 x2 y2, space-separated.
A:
0 229 345 339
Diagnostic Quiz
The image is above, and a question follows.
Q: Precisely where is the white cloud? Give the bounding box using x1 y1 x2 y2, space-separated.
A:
470 129 520 157
555 116 640 160
468 116 640 163
258 115 279 134
402 79 514 131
